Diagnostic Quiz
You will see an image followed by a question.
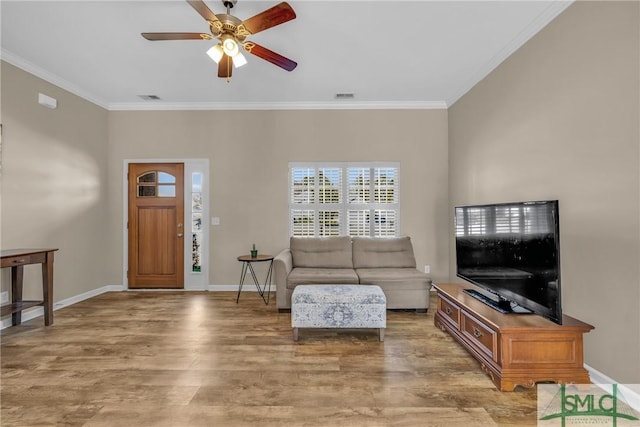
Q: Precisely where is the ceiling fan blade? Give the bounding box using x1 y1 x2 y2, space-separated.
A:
218 54 233 79
240 2 296 35
186 0 220 23
186 0 223 35
243 42 297 71
142 32 212 41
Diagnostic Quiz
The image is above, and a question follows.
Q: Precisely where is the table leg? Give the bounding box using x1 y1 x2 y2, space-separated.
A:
261 260 274 305
236 262 249 303
42 251 54 326
247 263 264 296
11 265 24 326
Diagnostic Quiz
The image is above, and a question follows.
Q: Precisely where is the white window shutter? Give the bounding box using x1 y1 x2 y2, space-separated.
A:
290 163 399 238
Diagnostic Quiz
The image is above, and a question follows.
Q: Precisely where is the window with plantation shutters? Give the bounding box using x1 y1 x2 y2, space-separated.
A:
289 163 400 238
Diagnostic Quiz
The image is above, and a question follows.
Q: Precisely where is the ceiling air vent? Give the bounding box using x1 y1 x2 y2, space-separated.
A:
335 93 355 99
138 95 161 101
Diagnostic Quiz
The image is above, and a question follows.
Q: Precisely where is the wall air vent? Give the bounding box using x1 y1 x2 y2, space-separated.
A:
335 93 355 99
138 95 162 101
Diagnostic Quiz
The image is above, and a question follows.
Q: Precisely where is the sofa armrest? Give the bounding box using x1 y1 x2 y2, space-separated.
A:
274 248 293 308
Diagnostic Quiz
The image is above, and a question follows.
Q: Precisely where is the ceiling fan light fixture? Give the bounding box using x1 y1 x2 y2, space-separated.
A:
206 44 224 63
232 51 247 68
221 35 239 57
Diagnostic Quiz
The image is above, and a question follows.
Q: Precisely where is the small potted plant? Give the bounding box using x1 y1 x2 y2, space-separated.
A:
250 243 258 258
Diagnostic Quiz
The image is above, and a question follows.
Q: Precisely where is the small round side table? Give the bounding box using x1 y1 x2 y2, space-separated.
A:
236 254 274 305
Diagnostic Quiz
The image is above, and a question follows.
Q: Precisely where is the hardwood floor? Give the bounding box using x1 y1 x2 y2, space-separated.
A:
1 291 539 426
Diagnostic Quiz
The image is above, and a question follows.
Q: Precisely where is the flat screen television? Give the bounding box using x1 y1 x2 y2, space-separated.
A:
454 200 562 324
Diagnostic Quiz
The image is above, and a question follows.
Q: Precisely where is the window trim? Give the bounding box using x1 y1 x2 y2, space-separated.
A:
289 162 400 238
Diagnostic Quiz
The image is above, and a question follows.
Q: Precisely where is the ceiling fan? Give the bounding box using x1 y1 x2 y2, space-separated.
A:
142 0 297 80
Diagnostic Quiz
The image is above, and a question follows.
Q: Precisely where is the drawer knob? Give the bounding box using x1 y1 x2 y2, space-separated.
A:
445 307 452 315
473 327 483 338
13 259 26 264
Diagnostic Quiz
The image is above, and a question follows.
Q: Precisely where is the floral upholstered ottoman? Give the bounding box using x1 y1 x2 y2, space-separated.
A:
291 284 387 341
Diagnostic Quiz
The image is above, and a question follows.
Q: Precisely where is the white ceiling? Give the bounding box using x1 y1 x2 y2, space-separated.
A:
1 0 572 111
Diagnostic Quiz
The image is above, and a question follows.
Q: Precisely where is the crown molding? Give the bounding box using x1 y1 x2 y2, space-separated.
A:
107 100 448 111
446 0 573 107
2 49 446 111
1 48 110 109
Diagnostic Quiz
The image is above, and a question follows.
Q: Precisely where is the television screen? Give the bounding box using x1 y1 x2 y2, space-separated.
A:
455 200 562 324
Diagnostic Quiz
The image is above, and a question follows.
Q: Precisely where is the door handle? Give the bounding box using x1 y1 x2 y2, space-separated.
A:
177 233 184 237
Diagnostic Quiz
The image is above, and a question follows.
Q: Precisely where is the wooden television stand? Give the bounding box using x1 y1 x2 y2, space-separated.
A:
433 283 594 391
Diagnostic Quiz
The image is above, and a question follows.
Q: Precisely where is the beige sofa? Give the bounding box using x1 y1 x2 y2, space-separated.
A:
274 236 431 311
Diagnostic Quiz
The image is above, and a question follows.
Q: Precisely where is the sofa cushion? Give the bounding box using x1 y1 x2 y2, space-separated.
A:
290 236 353 269
355 268 430 290
352 237 417 269
286 267 359 290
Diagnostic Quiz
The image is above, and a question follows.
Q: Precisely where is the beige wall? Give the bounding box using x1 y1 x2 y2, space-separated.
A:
106 109 450 286
449 1 640 383
1 61 450 313
1 62 110 302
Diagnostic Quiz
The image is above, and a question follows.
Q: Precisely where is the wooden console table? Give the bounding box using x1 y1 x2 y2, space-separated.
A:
1 248 58 326
433 282 594 391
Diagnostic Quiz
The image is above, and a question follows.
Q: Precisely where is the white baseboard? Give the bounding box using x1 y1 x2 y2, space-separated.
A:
184 284 208 291
0 284 124 330
208 284 262 292
585 364 640 411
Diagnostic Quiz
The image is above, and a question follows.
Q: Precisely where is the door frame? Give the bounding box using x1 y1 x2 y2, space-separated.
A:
123 158 210 290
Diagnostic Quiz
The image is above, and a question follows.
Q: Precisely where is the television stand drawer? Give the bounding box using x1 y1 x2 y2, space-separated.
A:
437 294 460 328
460 311 497 360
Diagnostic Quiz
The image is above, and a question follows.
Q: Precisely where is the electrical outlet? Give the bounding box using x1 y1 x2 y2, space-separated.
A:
424 265 430 274
0 291 8 304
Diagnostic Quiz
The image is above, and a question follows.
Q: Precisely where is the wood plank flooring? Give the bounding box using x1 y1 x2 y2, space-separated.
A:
1 291 539 426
